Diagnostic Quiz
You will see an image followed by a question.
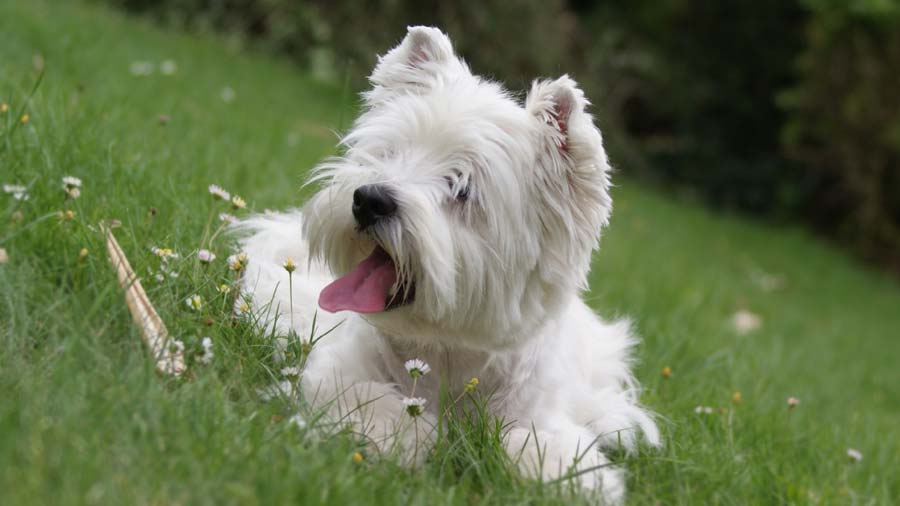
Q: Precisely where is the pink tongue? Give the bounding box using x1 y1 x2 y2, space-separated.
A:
319 247 397 314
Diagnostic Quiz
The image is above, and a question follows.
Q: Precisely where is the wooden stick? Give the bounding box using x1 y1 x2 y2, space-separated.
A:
102 222 185 376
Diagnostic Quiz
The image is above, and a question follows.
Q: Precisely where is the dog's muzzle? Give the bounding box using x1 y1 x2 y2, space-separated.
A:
352 184 397 230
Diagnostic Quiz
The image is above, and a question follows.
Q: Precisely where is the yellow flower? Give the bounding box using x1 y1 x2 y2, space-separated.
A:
283 257 296 273
731 391 742 404
464 377 479 393
78 248 89 261
1 103 8 114
352 452 364 464
217 284 232 294
661 366 672 378
57 210 76 221
228 252 249 271
20 113 29 123
231 195 246 210
238 301 250 314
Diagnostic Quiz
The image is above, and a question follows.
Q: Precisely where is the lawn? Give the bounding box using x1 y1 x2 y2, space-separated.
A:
1 1 898 504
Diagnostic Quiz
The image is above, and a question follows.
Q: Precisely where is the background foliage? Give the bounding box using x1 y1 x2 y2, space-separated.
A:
107 0 900 270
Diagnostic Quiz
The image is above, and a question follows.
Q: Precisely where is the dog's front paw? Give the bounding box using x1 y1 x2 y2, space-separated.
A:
504 427 625 504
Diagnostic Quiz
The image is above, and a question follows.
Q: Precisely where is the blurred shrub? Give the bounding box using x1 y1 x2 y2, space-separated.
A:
780 0 900 268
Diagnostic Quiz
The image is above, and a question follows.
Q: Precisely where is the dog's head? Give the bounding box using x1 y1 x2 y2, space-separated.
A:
303 27 612 349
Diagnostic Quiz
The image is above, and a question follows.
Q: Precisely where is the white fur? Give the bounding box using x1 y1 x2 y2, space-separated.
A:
237 26 658 504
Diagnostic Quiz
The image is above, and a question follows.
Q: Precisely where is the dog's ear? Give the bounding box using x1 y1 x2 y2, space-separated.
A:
526 75 592 154
527 75 613 227
367 26 467 100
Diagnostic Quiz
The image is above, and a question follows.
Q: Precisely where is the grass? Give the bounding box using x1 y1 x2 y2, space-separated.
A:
1 1 898 504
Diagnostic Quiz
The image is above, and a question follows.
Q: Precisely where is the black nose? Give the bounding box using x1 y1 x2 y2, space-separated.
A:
352 184 397 229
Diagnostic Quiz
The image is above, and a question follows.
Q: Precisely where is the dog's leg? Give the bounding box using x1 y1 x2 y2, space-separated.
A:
504 426 625 504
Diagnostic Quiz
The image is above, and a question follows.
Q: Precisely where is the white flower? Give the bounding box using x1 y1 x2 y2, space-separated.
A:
402 396 427 417
281 366 301 377
218 213 237 224
151 246 179 262
198 337 214 365
3 184 28 201
154 273 165 282
185 294 203 311
847 448 863 462
231 195 246 210
404 358 431 378
197 249 216 263
62 176 82 189
694 405 715 415
208 184 231 201
129 61 154 76
731 309 762 335
168 339 185 354
288 413 306 429
787 396 800 408
220 86 236 103
160 60 178 75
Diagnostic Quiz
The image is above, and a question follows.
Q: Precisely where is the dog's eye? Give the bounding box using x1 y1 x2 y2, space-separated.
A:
445 174 470 203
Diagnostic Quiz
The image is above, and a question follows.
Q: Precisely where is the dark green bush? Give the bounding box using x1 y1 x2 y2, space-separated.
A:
780 0 900 268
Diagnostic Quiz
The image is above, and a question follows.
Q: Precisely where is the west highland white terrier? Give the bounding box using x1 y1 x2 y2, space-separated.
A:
238 26 659 503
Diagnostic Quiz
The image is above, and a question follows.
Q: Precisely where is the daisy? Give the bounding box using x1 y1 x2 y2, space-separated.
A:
62 176 82 189
160 60 178 75
847 448 863 462
197 249 216 263
283 257 296 273
198 337 214 365
404 358 431 378
3 184 28 201
281 366 301 377
731 309 762 335
694 405 715 415
231 195 246 210
787 396 800 408
20 114 29 124
151 246 179 262
129 61 154 76
288 413 306 429
185 294 203 311
208 184 231 201
65 187 81 200
168 339 185 354
228 252 249 271
402 397 427 417
661 366 672 378
220 86 236 103
217 284 232 294
219 213 237 224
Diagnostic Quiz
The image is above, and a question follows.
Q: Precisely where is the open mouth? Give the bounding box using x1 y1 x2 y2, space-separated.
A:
318 246 415 314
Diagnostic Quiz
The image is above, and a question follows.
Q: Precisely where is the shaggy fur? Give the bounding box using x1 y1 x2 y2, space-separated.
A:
238 26 659 503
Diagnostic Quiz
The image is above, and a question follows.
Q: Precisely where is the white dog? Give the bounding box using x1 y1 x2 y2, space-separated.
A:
238 26 659 503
